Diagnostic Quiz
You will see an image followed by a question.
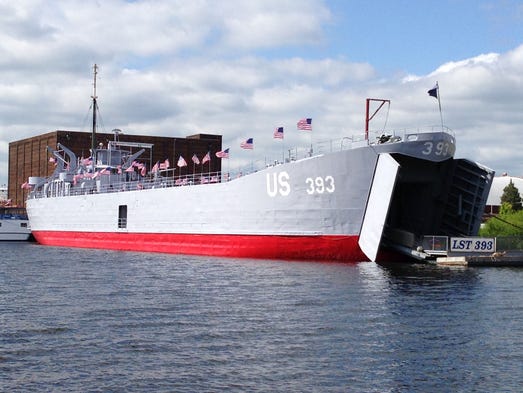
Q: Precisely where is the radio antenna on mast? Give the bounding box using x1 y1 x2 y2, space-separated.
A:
91 64 98 155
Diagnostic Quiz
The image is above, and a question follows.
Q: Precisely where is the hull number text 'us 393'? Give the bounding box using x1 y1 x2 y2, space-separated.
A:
266 172 335 197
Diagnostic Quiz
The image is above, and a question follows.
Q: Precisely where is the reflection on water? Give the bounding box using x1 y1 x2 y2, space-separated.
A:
1 243 522 392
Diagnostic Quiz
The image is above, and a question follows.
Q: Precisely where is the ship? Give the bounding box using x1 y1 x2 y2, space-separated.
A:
25 67 494 262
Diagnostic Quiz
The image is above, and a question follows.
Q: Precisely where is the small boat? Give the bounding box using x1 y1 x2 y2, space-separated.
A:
0 206 31 241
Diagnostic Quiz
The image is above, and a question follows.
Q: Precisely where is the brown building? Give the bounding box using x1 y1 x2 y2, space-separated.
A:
9 130 222 207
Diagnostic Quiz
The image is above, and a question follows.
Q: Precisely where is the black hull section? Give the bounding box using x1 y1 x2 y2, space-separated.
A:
383 155 494 252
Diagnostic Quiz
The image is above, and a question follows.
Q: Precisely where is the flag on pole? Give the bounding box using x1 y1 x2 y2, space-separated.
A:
216 148 230 158
297 118 312 130
151 161 159 173
428 83 438 99
192 154 200 165
159 159 170 169
177 155 187 167
428 81 443 129
273 127 284 139
202 151 211 164
240 138 254 149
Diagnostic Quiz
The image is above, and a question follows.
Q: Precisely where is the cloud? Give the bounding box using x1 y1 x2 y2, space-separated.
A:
218 0 331 49
0 1 522 186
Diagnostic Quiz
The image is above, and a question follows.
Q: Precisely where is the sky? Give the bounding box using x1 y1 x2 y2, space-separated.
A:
1 0 523 186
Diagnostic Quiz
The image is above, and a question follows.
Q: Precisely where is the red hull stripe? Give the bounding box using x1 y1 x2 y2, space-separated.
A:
31 231 368 262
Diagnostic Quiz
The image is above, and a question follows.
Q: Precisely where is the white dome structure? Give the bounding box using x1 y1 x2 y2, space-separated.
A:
486 175 523 209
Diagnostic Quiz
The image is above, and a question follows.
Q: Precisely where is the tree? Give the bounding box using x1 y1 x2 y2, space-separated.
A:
480 204 523 236
500 180 522 211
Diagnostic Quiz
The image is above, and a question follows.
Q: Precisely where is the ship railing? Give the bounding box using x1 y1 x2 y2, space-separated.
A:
28 125 454 198
242 126 454 169
422 235 449 255
115 125 454 190
365 126 454 147
226 125 454 178
35 170 229 197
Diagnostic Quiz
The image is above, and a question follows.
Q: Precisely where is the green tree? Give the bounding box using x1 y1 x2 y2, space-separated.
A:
480 203 523 236
500 179 522 211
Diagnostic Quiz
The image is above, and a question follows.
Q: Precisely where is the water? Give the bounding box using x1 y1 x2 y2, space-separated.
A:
1 242 522 392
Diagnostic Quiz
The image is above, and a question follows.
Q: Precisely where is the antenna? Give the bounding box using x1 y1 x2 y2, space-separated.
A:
91 64 98 155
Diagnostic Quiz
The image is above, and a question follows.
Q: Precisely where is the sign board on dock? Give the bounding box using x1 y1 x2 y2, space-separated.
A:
449 237 496 253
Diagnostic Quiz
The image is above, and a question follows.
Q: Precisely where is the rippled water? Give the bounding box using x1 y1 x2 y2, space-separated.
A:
1 242 522 392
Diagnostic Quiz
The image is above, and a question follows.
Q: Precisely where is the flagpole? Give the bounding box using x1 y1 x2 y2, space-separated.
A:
278 131 284 163
310 128 313 157
436 82 444 130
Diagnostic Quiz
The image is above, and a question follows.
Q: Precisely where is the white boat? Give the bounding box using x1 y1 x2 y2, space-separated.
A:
0 206 31 241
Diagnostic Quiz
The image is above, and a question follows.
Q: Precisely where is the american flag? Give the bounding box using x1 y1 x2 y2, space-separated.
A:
177 155 187 167
273 127 284 139
133 162 146 176
202 151 211 164
297 118 312 130
215 148 229 158
192 154 200 165
160 159 170 169
73 174 83 185
151 161 159 173
240 138 254 149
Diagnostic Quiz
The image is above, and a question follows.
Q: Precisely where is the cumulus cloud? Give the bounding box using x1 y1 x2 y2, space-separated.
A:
218 0 331 48
0 0 522 185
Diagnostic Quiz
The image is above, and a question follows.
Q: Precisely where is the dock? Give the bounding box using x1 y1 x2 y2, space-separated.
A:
433 251 523 267
394 236 523 267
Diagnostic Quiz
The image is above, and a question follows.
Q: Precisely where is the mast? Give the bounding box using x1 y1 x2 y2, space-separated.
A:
365 98 390 140
91 64 98 156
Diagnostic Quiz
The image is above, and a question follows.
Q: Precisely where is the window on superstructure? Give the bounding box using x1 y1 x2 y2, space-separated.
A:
118 205 128 229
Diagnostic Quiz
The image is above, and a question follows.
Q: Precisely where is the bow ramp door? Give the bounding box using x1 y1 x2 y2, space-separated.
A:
358 153 400 262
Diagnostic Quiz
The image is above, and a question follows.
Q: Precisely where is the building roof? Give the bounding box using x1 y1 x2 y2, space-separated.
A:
486 175 523 206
